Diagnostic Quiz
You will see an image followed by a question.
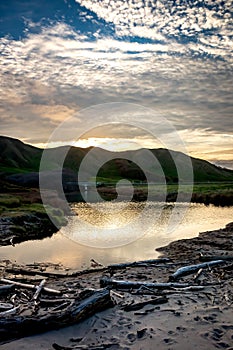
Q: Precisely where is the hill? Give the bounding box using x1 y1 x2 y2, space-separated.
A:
0 136 42 173
0 135 233 184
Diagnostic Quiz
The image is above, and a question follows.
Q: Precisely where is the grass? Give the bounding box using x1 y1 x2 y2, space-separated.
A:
96 181 233 206
0 194 21 207
0 193 67 226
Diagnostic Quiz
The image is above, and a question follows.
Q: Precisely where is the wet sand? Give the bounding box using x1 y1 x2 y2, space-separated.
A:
1 222 233 350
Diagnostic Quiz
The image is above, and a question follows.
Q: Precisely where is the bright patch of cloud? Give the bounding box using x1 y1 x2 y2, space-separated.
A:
0 11 232 162
75 0 233 52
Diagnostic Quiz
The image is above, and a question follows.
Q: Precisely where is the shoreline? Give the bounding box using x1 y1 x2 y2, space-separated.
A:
1 222 233 349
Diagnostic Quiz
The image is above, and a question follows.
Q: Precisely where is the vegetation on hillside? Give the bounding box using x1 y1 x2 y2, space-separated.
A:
1 136 233 184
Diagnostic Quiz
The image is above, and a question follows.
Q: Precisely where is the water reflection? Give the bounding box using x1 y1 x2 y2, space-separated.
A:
1 202 232 269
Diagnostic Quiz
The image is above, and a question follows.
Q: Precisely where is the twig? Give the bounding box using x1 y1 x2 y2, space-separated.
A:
110 290 124 298
193 268 203 282
1 278 61 295
0 305 20 317
32 279 46 301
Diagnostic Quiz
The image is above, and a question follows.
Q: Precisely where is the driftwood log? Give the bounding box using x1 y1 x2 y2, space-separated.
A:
4 258 171 279
0 288 113 341
4 267 71 278
169 260 225 281
107 258 170 270
52 342 118 350
199 255 233 262
100 277 195 290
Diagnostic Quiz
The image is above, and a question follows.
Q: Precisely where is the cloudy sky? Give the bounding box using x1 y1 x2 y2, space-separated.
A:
0 0 232 167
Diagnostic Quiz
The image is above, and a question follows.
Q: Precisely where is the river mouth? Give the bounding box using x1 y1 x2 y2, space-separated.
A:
1 202 232 269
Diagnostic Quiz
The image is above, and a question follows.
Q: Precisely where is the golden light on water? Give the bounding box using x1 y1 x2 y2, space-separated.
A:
71 202 146 228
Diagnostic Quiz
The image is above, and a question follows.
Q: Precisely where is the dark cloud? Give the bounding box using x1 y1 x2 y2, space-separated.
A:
0 1 232 161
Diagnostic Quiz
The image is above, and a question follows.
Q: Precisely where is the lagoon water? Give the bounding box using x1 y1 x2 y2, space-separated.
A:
1 202 232 269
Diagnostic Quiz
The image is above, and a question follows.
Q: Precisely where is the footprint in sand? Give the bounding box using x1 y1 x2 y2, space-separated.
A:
216 341 231 348
211 328 224 341
137 328 147 339
163 337 177 345
127 333 137 343
176 326 187 332
203 313 218 323
221 325 233 330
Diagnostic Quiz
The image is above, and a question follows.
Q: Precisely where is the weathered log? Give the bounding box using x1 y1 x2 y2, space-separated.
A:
107 258 171 270
1 278 61 295
39 298 70 306
50 301 72 312
169 260 225 281
134 285 204 295
52 343 118 350
5 258 171 280
0 284 14 295
5 267 71 278
199 255 233 262
123 296 168 311
0 288 113 341
69 258 170 276
100 277 194 290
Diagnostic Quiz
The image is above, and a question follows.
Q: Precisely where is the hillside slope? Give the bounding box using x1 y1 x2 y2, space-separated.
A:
0 136 233 183
0 136 42 173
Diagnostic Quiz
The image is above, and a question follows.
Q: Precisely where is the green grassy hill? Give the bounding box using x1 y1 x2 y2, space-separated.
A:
0 136 233 184
0 136 42 173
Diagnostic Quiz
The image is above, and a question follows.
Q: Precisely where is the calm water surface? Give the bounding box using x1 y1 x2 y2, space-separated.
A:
1 202 232 269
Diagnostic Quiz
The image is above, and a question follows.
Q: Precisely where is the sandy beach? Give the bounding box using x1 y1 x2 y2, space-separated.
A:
1 222 233 350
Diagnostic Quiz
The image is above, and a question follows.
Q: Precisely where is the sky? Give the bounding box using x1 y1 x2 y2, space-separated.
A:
0 0 232 167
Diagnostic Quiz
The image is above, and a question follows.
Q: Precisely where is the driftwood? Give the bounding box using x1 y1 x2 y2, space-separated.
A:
133 285 205 295
4 258 171 279
1 278 61 295
107 258 170 270
100 277 194 290
53 343 118 350
0 288 113 341
169 260 225 281
0 302 14 311
32 279 46 301
193 268 203 282
199 255 233 262
39 298 70 306
0 306 20 317
5 267 72 278
110 290 124 298
123 296 168 311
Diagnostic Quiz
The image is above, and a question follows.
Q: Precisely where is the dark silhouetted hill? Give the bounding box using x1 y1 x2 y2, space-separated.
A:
1 136 233 184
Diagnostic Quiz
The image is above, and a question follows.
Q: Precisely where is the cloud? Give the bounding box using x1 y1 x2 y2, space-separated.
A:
75 0 232 52
0 6 232 161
